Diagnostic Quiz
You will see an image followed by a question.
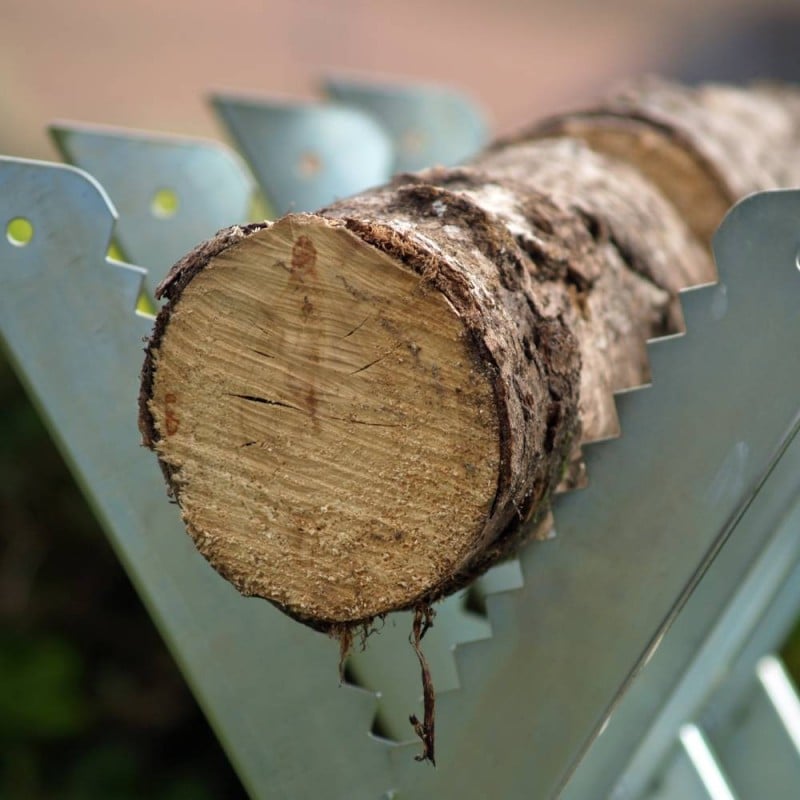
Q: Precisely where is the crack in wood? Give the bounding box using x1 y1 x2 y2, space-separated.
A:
250 348 275 359
227 393 300 410
341 315 371 338
349 344 401 375
226 392 401 428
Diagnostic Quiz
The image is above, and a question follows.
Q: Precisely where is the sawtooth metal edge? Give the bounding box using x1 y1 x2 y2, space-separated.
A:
48 119 510 744
1 159 799 799
49 122 256 292
386 188 800 799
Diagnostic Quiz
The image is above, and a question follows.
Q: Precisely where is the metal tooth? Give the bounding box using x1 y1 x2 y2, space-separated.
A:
348 590 490 741
0 157 393 800
348 553 522 741
323 75 489 172
473 556 525 596
0 157 144 316
211 93 393 214
50 122 256 292
386 190 800 799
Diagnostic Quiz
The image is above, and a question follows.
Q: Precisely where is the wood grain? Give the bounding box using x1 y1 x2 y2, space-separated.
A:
143 216 499 624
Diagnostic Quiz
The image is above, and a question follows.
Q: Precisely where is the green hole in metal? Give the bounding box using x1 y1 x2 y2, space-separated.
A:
151 188 179 219
6 217 34 246
136 290 157 316
106 239 157 316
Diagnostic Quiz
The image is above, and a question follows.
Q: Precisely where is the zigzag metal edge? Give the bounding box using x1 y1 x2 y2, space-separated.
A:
0 157 396 800
387 309 702 797
386 188 796 797
8 136 799 800
48 122 257 289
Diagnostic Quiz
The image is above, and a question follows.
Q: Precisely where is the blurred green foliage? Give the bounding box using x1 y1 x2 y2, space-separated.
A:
0 632 88 740
0 353 246 799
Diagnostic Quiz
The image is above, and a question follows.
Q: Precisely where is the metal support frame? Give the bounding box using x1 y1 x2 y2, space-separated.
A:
1 84 799 798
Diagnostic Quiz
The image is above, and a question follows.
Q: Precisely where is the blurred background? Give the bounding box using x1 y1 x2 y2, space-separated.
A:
2 0 800 796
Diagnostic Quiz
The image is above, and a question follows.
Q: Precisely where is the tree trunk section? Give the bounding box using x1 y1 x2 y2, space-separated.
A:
139 78 800 630
524 76 800 244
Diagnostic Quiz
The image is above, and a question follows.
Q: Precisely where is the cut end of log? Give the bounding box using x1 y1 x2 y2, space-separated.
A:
139 77 800 632
140 214 501 626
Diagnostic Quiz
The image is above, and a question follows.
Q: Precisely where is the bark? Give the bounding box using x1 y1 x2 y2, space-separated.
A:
139 78 800 630
523 75 800 243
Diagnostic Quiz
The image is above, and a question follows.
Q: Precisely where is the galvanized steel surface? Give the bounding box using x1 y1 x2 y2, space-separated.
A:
2 129 799 799
323 76 488 172
211 94 394 215
49 124 255 290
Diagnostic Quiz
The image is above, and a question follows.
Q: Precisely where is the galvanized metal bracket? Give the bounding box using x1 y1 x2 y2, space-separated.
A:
386 189 800 798
1 154 799 799
50 123 256 292
211 93 394 215
322 75 488 172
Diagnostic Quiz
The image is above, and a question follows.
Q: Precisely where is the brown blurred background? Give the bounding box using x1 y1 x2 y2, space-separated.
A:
3 0 800 161
2 1 800 797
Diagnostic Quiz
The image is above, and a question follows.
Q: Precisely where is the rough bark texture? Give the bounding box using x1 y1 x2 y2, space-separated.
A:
523 76 800 243
139 78 800 630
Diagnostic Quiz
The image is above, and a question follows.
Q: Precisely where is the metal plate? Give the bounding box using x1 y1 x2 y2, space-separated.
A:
2 151 799 799
598 432 800 799
323 75 488 172
211 93 393 214
50 123 255 291
386 190 800 798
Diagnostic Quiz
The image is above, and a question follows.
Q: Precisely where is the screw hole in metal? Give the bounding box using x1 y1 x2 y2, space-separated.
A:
297 152 322 178
401 129 425 155
6 217 34 247
151 188 179 219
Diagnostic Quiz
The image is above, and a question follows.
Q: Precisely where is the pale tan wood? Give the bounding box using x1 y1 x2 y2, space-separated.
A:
145 215 500 625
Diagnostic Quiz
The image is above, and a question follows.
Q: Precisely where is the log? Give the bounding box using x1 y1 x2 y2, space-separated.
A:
524 75 800 244
139 78 799 631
